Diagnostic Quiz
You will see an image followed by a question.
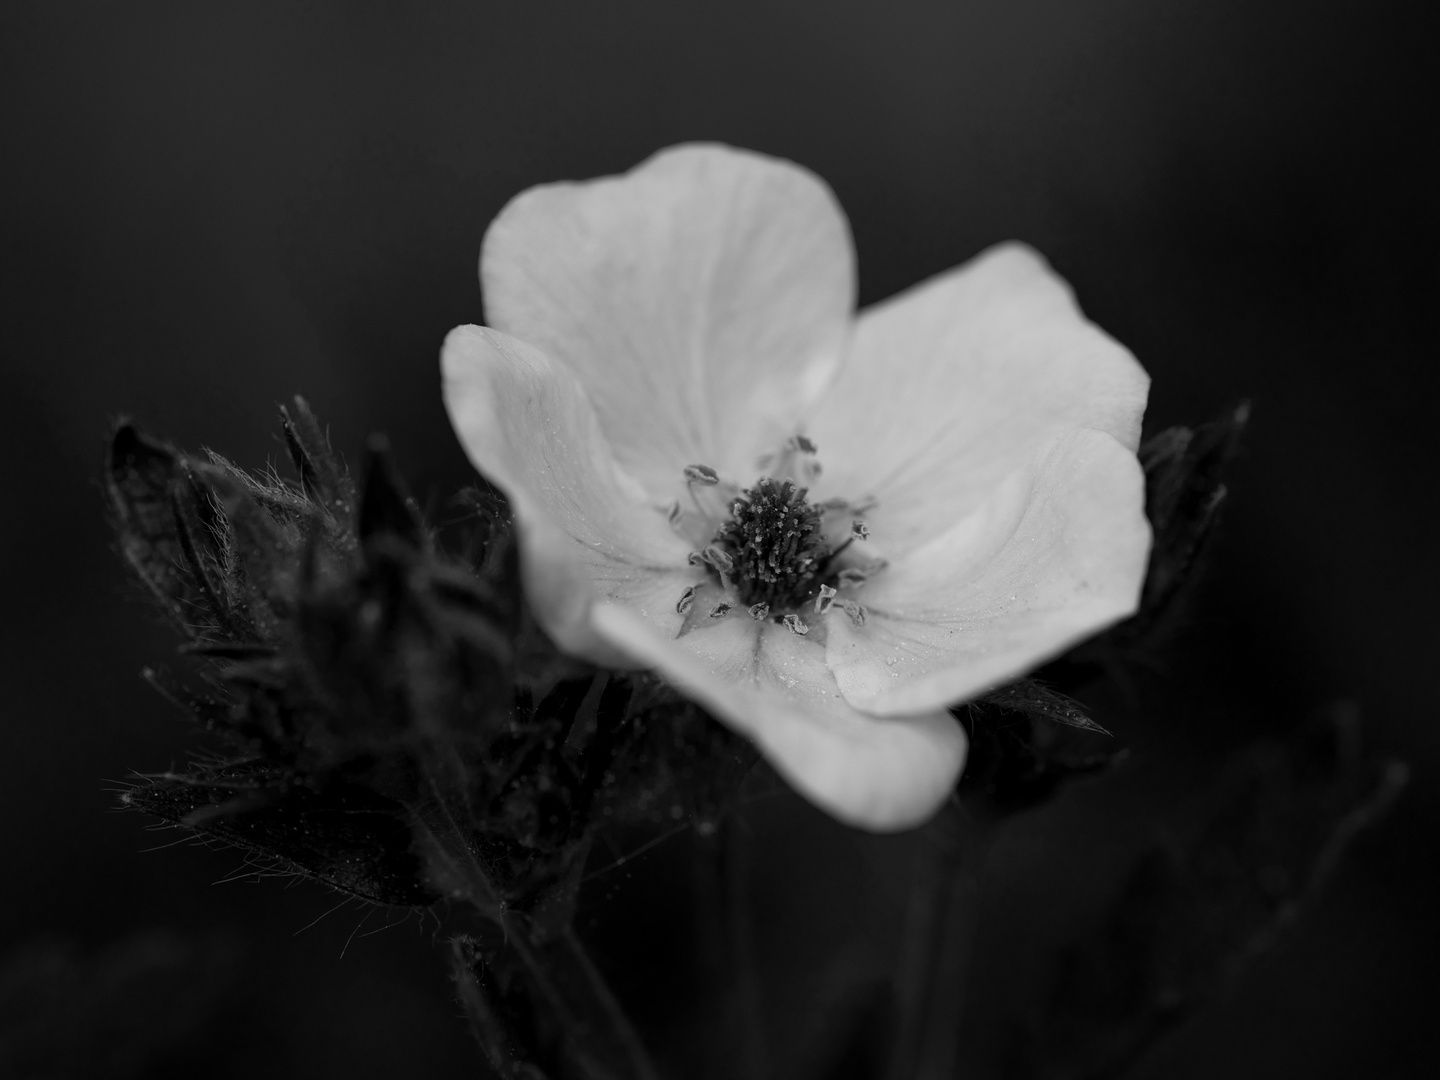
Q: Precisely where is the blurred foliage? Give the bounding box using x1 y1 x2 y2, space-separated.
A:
104 400 1404 1080
107 401 752 1079
1008 704 1406 1080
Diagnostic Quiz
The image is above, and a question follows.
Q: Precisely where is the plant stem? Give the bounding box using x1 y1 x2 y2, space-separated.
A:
886 801 989 1080
418 773 663 1080
694 816 768 1080
555 925 666 1080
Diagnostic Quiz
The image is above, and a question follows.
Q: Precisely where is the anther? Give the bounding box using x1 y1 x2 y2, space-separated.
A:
709 602 732 619
838 559 887 587
814 584 837 615
762 435 823 485
748 602 770 620
837 599 866 627
689 544 736 590
676 586 696 615
684 464 720 485
782 613 810 636
851 520 869 541
702 544 734 573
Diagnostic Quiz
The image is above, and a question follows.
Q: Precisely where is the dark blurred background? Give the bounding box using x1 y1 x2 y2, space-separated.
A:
2 0 1435 1076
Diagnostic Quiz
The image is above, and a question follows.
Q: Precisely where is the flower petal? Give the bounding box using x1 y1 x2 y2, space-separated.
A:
441 325 697 664
481 143 855 500
591 605 968 832
826 428 1150 716
808 243 1149 557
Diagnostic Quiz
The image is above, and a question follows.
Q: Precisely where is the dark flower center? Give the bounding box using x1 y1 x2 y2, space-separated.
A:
713 478 829 610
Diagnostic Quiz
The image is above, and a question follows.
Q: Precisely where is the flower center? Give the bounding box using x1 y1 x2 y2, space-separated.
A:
714 478 827 610
671 441 880 633
671 440 875 633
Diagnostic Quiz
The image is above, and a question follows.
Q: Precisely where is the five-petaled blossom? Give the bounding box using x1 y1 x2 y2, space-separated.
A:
441 144 1150 831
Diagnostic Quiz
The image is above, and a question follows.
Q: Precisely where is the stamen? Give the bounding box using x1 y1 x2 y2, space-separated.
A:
702 544 734 573
835 560 886 587
748 602 770 620
814 584 837 615
782 613 810 636
821 519 871 565
676 465 743 537
836 599 866 627
760 435 822 485
689 545 735 591
709 602 732 619
818 495 878 516
676 586 696 615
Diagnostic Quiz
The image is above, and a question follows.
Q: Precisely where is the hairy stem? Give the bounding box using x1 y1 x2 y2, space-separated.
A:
420 769 662 1080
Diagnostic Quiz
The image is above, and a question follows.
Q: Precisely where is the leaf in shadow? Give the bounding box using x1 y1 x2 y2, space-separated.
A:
1116 402 1249 654
959 684 1127 820
121 760 437 907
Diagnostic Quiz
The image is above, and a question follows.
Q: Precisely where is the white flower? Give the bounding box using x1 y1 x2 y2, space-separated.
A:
441 144 1150 831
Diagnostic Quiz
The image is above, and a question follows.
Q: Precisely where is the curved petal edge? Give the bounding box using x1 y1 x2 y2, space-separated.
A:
440 324 697 666
591 604 968 832
827 428 1151 716
480 143 856 499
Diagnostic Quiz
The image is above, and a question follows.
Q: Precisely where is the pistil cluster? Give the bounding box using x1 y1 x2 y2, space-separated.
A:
675 442 877 634
715 478 827 610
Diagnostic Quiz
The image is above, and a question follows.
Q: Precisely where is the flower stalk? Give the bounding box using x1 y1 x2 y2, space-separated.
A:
691 815 769 1080
886 799 992 1080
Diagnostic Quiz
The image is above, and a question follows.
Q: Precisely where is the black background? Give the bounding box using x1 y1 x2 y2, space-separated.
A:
2 1 1436 1076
